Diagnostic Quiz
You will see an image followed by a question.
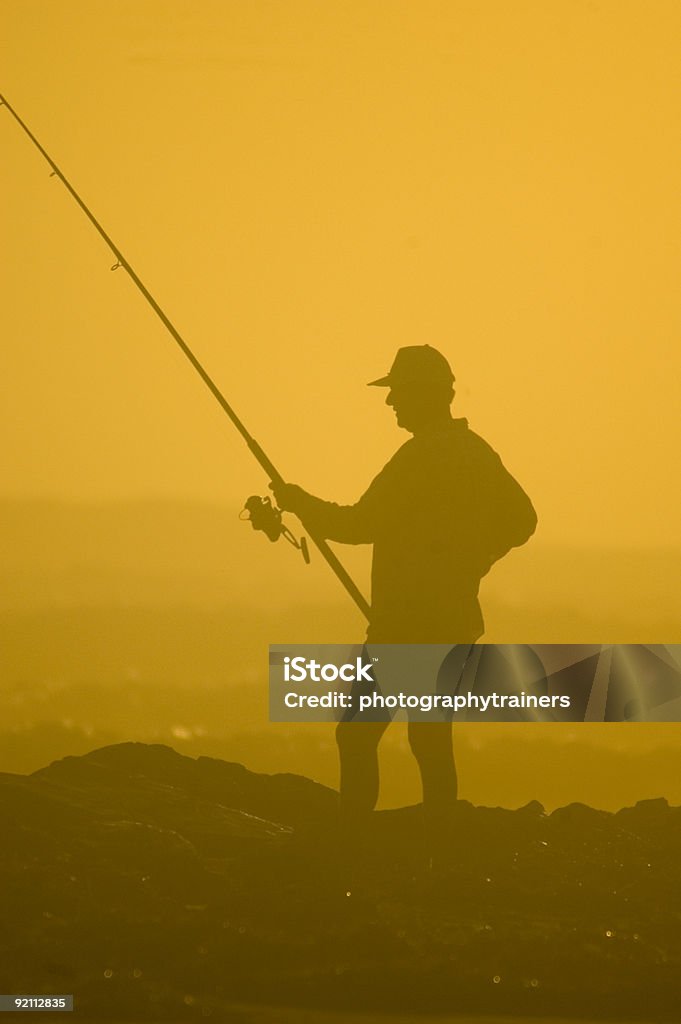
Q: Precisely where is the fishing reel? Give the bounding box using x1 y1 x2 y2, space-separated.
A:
240 496 310 564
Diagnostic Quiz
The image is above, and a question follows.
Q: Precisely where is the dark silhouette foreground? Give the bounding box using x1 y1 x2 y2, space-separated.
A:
2 742 680 1022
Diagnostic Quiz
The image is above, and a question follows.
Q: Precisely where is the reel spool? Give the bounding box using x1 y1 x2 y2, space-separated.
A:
240 495 310 563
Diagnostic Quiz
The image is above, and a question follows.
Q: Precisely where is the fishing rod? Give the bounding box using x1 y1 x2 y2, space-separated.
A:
0 92 371 621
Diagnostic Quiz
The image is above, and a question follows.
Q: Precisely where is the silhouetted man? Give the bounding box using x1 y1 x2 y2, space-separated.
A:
271 345 537 862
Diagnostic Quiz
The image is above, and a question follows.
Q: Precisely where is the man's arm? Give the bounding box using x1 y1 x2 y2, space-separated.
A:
270 480 379 544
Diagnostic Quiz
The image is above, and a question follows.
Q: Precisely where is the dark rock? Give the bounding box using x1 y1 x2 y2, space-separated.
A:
3 742 681 1021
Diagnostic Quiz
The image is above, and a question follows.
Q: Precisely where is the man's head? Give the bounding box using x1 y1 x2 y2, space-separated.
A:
368 345 455 433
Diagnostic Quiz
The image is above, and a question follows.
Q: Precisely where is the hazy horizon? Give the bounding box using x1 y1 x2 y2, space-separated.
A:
2 498 680 810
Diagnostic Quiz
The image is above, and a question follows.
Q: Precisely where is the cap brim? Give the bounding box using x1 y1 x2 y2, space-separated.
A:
367 375 391 387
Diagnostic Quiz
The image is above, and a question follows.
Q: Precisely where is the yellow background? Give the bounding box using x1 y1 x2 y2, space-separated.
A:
2 1 680 809
2 0 680 545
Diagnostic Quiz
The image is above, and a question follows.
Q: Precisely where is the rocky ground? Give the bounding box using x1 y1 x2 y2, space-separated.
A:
1 743 680 1021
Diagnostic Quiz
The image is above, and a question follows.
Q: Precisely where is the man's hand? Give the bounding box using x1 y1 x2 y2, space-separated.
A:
269 481 308 513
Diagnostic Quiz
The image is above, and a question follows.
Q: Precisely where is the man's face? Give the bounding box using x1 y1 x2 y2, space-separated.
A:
385 382 433 432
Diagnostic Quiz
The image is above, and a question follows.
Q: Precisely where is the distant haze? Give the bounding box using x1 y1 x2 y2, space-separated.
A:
2 500 680 810
1 500 679 640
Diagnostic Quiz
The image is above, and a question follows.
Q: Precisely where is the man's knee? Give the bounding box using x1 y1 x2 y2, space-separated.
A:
336 720 386 755
408 721 453 763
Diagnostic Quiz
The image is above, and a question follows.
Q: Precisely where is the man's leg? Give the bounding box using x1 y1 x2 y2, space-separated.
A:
336 720 390 819
335 720 390 867
408 720 458 866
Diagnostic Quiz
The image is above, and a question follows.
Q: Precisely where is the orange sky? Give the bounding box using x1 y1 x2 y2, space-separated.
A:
2 0 680 546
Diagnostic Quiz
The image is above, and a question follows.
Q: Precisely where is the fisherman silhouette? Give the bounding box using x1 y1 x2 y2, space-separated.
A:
271 345 537 867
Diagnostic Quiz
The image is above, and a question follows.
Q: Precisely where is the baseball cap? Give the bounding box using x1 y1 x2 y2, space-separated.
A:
368 345 455 388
